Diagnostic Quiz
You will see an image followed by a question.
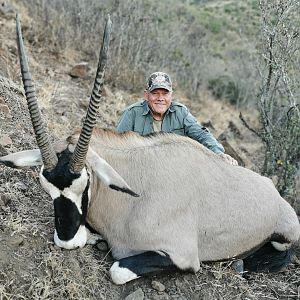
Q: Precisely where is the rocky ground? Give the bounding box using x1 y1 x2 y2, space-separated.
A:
0 3 300 300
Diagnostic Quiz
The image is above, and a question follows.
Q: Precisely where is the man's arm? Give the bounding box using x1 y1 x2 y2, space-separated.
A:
183 110 224 154
116 109 134 133
182 109 238 165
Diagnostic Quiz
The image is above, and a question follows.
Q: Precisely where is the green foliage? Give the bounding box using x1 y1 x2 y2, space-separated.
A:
224 3 237 14
198 10 222 34
208 75 240 105
19 0 260 105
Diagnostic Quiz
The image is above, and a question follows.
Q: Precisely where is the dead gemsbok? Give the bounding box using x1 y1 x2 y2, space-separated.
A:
1 15 299 285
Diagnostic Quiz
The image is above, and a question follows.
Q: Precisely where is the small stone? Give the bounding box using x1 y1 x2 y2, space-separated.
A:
0 2 15 16
69 62 89 78
151 280 166 292
78 97 90 110
0 134 12 146
9 236 24 247
0 104 11 117
14 181 28 191
1 205 10 212
0 194 11 206
96 240 109 252
8 45 17 56
231 259 244 274
102 85 114 98
272 175 279 186
149 293 170 300
125 288 144 300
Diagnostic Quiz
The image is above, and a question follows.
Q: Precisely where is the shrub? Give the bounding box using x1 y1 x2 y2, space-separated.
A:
17 0 260 105
254 0 300 198
208 75 240 105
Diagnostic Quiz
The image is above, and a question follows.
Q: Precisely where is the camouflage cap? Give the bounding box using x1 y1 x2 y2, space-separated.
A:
147 72 172 92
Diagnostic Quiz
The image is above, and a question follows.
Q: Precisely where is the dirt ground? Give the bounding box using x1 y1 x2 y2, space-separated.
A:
1 4 300 300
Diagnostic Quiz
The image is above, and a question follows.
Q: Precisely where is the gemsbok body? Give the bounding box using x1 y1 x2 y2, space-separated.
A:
1 16 299 285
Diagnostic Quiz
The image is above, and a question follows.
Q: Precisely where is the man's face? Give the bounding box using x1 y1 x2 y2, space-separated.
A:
144 88 172 119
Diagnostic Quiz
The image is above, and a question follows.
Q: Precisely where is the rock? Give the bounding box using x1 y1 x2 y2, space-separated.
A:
0 104 11 117
78 97 90 110
96 240 109 252
0 144 8 155
14 181 28 191
8 45 17 56
271 175 279 186
231 260 244 274
151 281 166 292
0 2 15 17
102 85 114 98
149 293 170 300
0 194 11 206
0 205 10 212
9 236 24 247
69 62 89 78
125 288 144 300
0 134 12 146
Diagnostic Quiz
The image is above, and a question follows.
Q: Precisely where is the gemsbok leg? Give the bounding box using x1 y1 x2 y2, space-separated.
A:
109 251 178 285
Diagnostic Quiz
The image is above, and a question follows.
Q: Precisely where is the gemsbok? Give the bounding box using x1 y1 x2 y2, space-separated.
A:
1 15 299 285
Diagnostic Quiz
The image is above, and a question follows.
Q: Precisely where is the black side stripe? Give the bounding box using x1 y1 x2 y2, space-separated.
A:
109 184 139 197
81 178 90 225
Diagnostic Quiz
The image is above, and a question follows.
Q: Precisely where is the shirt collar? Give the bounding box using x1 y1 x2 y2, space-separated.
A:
142 100 175 116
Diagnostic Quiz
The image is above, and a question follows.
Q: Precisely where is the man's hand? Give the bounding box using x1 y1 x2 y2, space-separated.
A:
218 153 238 166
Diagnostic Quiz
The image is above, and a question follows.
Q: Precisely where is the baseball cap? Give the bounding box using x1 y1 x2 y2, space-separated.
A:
147 72 172 92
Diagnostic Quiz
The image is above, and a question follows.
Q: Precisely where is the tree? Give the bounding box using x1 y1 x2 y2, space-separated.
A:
254 0 299 198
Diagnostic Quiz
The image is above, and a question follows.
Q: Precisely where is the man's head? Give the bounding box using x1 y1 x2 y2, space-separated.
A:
147 72 172 92
144 72 173 120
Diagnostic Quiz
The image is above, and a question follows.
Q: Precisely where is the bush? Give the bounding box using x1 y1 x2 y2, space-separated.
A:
256 0 300 198
17 0 260 105
208 75 240 105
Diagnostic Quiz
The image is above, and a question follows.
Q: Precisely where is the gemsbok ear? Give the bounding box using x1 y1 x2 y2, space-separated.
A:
87 148 139 197
0 149 42 168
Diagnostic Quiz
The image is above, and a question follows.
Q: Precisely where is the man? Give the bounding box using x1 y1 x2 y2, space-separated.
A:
117 72 237 165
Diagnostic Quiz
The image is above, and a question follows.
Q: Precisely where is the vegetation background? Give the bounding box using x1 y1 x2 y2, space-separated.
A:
22 0 261 103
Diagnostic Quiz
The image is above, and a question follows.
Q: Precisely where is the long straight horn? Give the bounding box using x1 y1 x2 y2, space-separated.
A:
69 15 112 174
16 14 58 171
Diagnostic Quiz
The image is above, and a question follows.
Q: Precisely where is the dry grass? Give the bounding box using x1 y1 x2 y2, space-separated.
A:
1 69 300 300
0 74 120 299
